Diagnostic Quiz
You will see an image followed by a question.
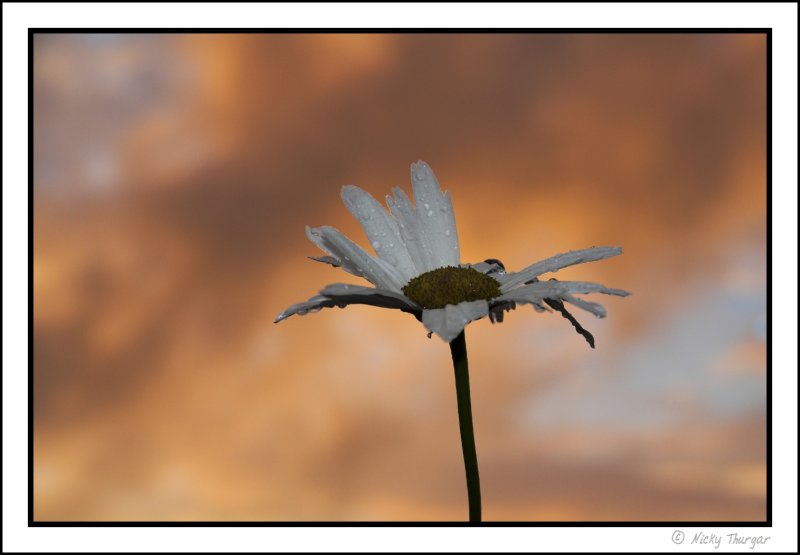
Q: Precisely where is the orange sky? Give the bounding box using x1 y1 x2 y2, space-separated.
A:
33 33 766 521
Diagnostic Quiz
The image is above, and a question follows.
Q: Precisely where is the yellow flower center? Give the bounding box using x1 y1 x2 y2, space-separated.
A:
402 266 501 309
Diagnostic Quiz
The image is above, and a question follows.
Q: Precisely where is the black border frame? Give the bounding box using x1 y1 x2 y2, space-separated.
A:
28 28 772 528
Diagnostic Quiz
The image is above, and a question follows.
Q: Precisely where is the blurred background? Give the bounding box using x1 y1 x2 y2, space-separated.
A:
33 33 766 521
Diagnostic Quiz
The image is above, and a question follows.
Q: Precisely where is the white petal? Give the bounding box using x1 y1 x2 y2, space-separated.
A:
497 280 629 320
340 185 417 283
387 187 434 273
498 280 630 302
409 161 460 269
275 283 418 323
421 300 489 343
306 226 405 292
464 260 510 284
274 294 331 322
319 283 419 310
465 261 496 274
560 294 607 318
500 247 624 292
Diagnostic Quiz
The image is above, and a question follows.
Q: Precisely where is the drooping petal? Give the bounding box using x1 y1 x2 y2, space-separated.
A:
275 283 419 323
487 297 549 324
387 187 434 273
486 294 599 347
340 185 417 283
421 300 489 343
488 300 516 323
543 298 596 348
409 161 460 269
500 247 624 292
306 225 406 292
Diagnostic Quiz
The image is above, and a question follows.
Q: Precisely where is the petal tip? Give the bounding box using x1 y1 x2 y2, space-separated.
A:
410 160 435 183
340 184 361 200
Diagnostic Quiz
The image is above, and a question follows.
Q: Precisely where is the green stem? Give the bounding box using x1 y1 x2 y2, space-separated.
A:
449 330 482 523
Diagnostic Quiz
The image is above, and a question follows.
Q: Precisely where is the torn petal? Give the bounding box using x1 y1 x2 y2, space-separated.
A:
488 300 516 324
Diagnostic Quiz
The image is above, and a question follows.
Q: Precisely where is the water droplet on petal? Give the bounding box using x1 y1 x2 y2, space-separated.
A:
445 229 451 236
427 210 433 217
424 203 430 210
372 241 381 249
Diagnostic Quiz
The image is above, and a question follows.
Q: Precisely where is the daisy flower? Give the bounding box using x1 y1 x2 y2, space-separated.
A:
276 161 628 344
275 161 629 522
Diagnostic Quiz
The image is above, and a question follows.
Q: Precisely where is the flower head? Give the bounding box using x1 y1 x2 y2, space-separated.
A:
275 161 629 344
